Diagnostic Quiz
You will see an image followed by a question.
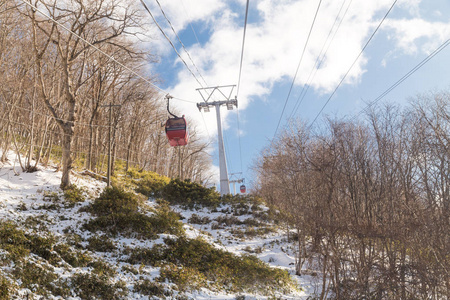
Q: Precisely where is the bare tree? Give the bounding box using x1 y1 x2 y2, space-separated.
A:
24 0 144 188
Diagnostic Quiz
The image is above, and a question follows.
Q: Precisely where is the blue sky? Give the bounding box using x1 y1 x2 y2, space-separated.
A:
142 0 450 191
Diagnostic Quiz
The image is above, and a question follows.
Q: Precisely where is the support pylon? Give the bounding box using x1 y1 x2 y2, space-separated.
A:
196 85 238 195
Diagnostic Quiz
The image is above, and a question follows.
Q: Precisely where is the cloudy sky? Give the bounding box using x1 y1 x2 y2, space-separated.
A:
141 0 450 190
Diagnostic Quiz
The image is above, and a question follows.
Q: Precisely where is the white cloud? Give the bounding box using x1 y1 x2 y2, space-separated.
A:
145 0 450 161
385 18 450 55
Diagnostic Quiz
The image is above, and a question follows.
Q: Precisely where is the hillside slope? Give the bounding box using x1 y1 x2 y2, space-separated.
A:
0 155 316 299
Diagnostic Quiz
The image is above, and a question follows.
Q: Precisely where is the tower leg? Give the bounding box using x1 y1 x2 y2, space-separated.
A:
215 104 230 195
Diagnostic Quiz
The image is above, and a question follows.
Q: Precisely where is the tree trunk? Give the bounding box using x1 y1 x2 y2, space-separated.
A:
60 124 73 189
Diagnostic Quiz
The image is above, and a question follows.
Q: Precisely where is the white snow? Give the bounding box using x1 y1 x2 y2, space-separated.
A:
0 151 320 299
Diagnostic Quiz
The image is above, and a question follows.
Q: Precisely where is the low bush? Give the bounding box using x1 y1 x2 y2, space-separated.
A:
28 234 57 260
134 279 169 297
131 170 170 198
0 222 59 263
0 221 30 261
124 246 159 266
89 186 140 216
43 191 59 202
162 178 220 208
127 236 295 294
54 243 92 268
63 184 86 206
0 275 14 299
215 215 242 226
87 235 116 252
71 272 127 300
13 261 70 297
158 263 207 292
84 186 183 239
88 260 117 278
188 214 211 225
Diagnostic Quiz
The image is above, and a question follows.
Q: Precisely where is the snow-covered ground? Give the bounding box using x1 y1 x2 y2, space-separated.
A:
0 152 321 299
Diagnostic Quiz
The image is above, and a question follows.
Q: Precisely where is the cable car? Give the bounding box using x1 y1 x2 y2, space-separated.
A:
240 184 246 193
165 116 189 146
165 94 189 147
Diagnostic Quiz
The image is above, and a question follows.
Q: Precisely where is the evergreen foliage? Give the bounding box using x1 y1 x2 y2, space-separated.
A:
84 185 184 239
127 168 170 198
126 236 294 295
162 178 221 208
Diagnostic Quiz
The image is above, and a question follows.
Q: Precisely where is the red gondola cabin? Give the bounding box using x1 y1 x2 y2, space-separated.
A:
165 116 189 146
240 184 246 194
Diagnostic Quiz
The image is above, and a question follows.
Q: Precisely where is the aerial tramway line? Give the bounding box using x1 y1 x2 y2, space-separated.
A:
141 0 249 194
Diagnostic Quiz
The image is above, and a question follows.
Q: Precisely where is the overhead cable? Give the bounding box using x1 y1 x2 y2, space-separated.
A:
236 0 250 174
288 0 353 123
272 0 323 141
180 0 202 45
154 0 208 86
354 38 450 119
309 0 398 128
236 0 250 98
139 0 205 88
20 0 167 95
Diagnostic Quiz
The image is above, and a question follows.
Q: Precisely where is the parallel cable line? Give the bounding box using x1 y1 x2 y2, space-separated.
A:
236 0 250 98
309 0 398 128
139 0 204 88
288 0 353 123
154 0 208 86
354 38 450 120
12 1 204 178
20 0 167 96
236 0 250 174
272 0 323 141
151 0 213 141
180 0 202 46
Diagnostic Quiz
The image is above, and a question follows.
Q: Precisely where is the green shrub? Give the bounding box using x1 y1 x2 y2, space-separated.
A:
162 178 221 208
158 263 207 292
124 246 158 266
28 233 58 263
125 167 145 179
128 236 295 294
84 209 183 239
63 184 86 206
87 235 116 252
71 273 127 300
0 222 29 261
90 186 140 216
13 261 69 297
215 215 242 226
43 191 60 202
84 187 183 239
133 170 170 198
188 214 211 225
54 243 92 268
133 279 168 297
0 275 14 300
121 265 139 275
152 203 184 236
88 260 117 278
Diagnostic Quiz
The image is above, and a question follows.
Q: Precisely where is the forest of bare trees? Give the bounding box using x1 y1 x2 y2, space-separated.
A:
0 0 213 187
255 93 450 299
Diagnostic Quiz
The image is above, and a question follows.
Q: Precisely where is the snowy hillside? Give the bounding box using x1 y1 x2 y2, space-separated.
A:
0 154 318 299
